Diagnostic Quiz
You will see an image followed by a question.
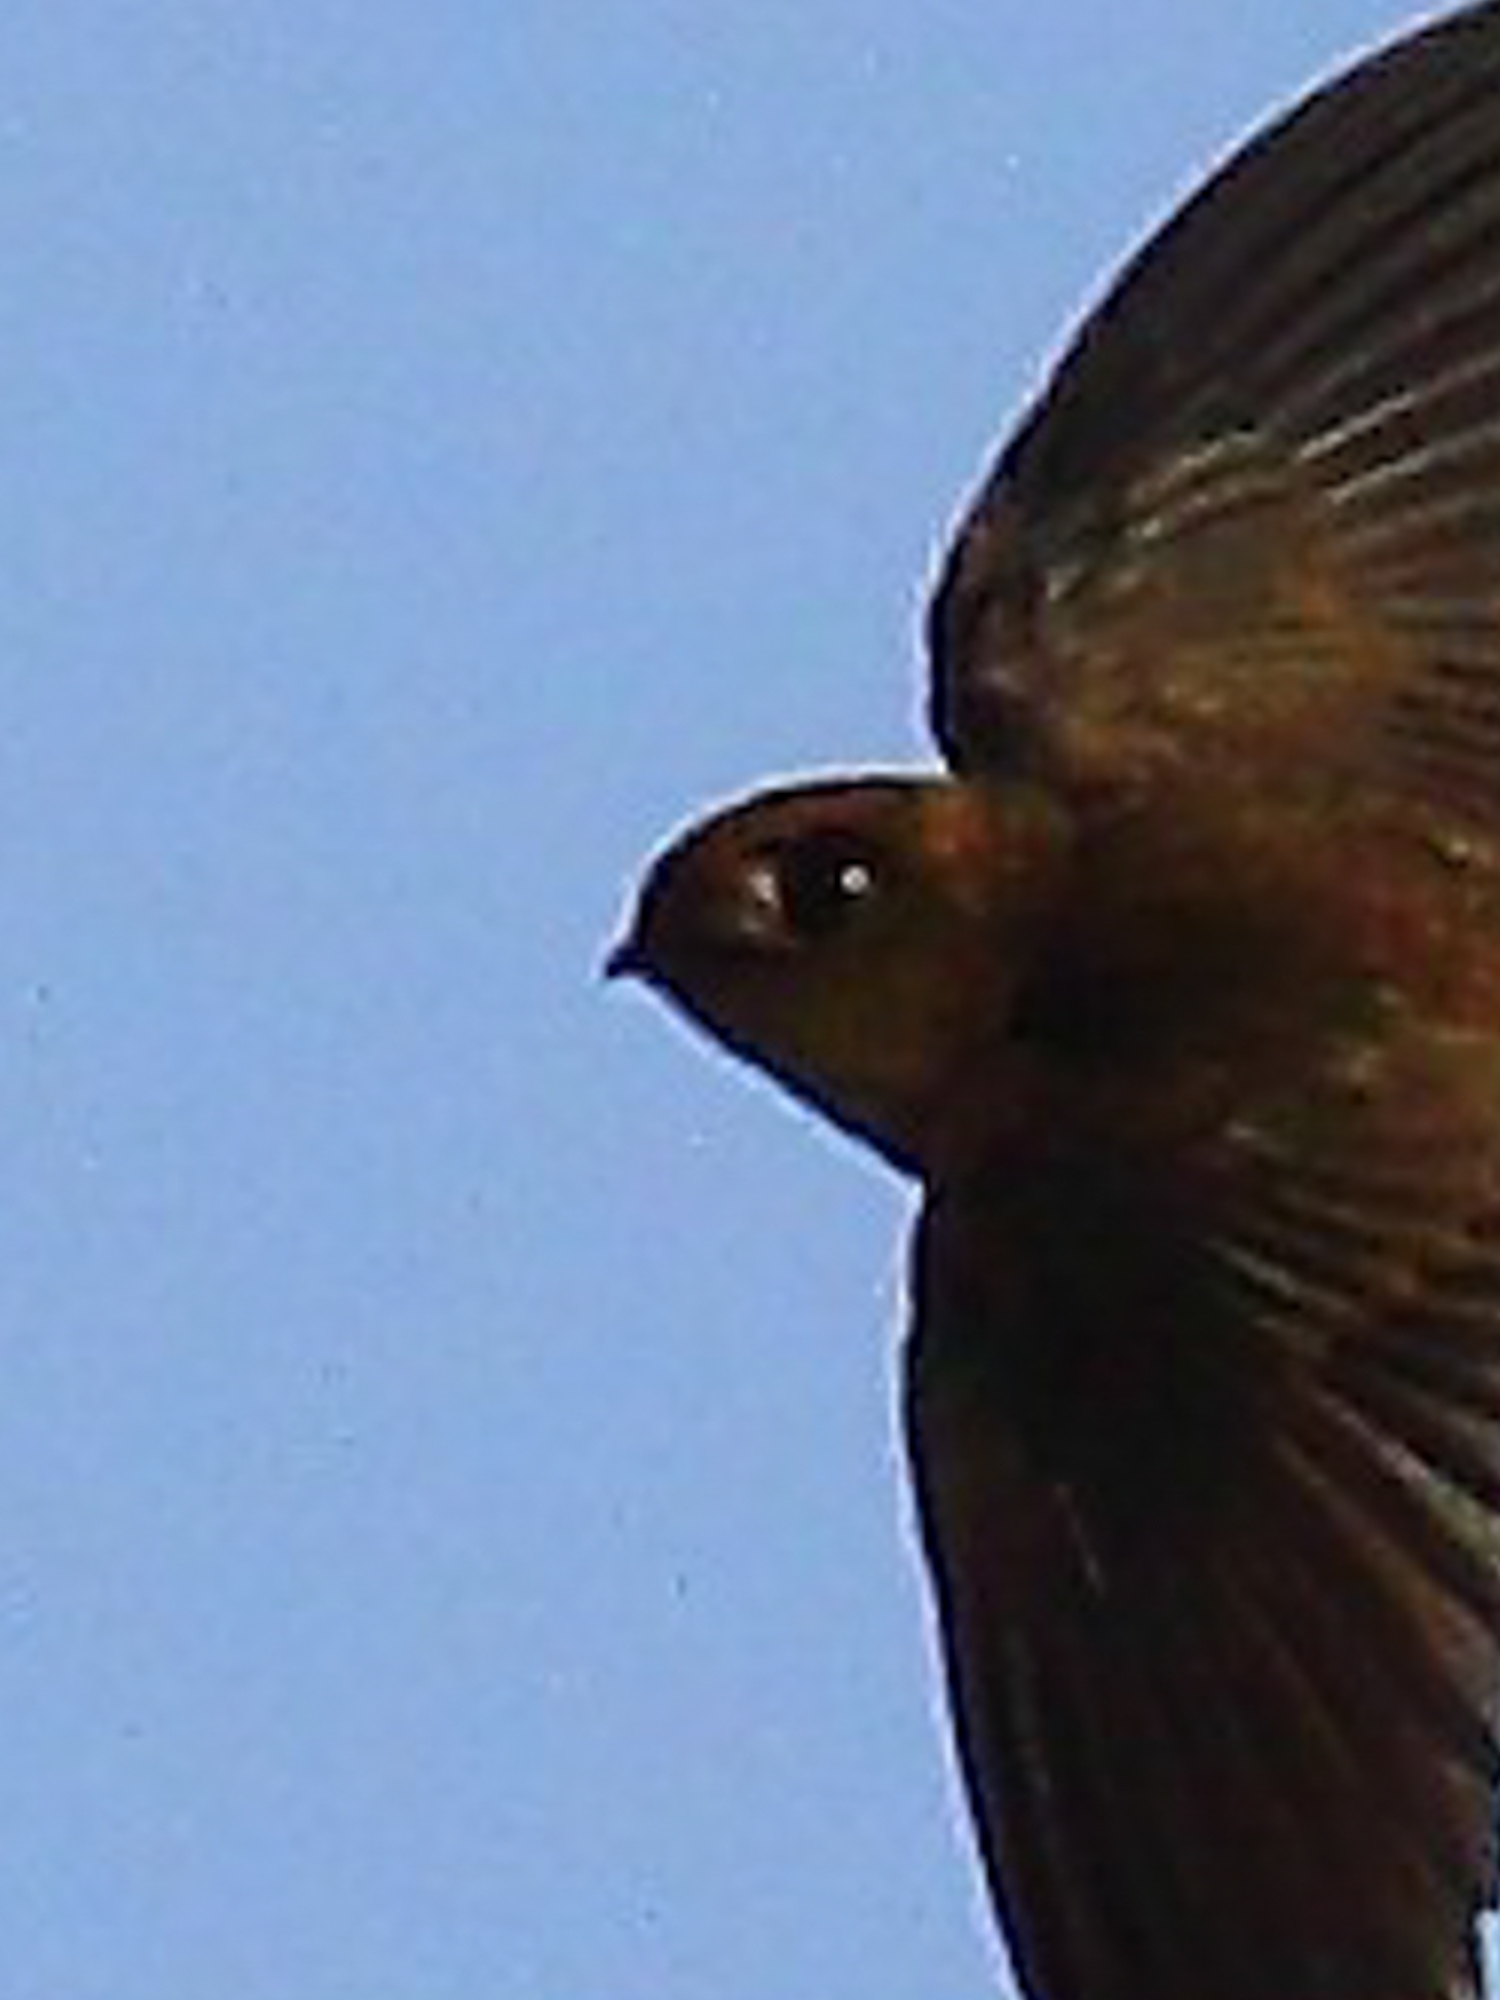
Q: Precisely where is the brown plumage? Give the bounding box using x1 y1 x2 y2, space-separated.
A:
608 7 1500 1995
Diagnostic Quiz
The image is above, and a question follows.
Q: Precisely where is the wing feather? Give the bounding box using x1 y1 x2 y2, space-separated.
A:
930 1 1500 832
906 1025 1500 1999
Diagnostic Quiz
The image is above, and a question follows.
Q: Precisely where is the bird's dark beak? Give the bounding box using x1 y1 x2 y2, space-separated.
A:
602 934 646 982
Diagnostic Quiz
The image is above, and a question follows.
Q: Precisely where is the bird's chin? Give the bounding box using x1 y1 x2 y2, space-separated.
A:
649 989 923 1178
733 1045 928 1180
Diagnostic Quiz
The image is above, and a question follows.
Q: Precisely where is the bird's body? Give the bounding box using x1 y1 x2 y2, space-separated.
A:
610 6 1500 1995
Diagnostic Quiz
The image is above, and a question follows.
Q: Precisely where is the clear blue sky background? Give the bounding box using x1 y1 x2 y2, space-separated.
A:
0 4 1436 1997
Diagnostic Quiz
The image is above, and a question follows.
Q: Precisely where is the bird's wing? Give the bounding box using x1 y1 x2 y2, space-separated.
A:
930 1 1500 836
905 1021 1500 2000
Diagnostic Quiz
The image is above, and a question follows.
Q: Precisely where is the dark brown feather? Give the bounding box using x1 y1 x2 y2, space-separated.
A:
907 1023 1500 2000
930 0 1500 835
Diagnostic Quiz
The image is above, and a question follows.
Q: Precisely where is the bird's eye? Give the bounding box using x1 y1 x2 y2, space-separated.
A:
761 830 886 943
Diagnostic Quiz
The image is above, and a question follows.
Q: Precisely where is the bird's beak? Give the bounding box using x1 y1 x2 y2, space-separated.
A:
602 934 646 982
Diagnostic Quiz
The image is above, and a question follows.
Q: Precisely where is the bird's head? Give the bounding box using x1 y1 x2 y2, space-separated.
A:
608 776 1068 1174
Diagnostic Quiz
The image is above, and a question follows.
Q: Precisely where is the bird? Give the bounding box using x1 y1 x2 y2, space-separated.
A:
607 5 1500 1995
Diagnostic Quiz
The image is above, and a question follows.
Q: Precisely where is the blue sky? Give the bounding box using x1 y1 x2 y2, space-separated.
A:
0 4 1435 1997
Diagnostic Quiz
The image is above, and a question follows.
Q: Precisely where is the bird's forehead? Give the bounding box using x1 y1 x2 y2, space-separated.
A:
653 777 926 881
639 780 1036 937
